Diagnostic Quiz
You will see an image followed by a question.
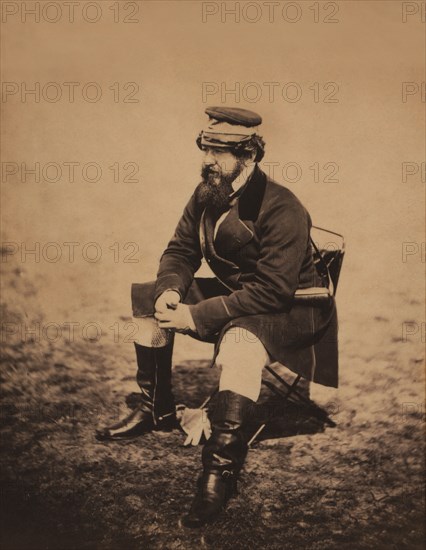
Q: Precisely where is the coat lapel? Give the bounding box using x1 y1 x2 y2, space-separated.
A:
213 204 254 253
202 207 239 268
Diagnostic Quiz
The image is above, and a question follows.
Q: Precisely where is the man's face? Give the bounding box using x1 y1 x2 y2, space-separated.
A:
201 147 244 186
197 146 247 211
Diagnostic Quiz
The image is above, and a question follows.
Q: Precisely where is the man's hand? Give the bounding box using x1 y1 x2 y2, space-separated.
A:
155 303 197 334
154 290 181 314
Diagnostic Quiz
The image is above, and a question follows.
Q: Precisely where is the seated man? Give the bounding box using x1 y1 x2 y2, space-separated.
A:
96 107 338 527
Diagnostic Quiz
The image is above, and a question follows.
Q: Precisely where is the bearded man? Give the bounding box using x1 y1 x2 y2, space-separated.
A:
96 107 338 527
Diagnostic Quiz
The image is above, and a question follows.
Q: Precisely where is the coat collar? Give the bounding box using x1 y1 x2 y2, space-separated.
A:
228 163 256 200
237 164 267 221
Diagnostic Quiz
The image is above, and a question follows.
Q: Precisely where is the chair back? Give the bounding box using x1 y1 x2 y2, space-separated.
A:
310 226 345 294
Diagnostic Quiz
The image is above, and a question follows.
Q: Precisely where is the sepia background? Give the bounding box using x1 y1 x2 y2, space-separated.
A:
1 1 425 548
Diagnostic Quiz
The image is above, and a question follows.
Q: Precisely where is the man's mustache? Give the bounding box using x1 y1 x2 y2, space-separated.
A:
201 165 219 180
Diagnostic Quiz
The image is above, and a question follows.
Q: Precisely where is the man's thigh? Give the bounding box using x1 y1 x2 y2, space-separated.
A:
131 277 229 317
215 326 272 369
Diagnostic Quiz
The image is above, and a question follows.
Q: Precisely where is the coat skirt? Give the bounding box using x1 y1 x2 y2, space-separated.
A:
132 276 338 388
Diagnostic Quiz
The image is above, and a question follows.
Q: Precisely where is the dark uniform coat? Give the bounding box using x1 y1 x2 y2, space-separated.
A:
132 165 339 387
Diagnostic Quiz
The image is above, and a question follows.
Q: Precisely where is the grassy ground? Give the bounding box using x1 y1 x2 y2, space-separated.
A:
0 253 424 550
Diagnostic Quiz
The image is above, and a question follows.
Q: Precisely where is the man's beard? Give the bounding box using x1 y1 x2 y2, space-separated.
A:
195 160 245 213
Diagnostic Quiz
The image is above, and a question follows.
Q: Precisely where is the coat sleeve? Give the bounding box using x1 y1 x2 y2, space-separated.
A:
154 191 202 303
189 198 311 339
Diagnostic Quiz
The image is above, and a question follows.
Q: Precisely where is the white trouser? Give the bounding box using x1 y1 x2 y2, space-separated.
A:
133 319 270 402
215 327 271 401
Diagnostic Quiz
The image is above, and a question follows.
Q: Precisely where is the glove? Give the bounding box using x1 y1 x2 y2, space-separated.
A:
176 405 212 446
154 289 181 313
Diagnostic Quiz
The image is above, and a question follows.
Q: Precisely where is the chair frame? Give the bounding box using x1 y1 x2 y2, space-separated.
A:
247 225 345 445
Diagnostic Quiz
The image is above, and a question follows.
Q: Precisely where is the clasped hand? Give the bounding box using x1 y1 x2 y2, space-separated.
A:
154 290 196 333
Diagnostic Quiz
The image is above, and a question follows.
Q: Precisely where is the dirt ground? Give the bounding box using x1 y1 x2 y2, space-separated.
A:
0 238 424 550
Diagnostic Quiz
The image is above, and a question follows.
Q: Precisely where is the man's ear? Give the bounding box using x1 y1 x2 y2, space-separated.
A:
243 149 257 165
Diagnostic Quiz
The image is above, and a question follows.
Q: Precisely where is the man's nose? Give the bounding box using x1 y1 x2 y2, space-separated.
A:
203 150 217 165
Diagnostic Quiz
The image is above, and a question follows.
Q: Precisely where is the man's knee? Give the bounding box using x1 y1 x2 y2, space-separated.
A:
133 316 173 347
216 327 269 370
217 328 268 401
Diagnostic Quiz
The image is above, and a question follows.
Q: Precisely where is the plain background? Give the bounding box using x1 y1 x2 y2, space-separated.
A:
1 0 424 366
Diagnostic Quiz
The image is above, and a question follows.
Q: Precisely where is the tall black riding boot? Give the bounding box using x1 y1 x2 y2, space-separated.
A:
183 390 254 527
95 341 177 441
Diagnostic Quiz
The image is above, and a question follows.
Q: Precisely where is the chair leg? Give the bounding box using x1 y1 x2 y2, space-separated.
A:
247 424 266 446
264 367 336 427
265 366 304 399
199 386 219 409
247 376 302 446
